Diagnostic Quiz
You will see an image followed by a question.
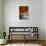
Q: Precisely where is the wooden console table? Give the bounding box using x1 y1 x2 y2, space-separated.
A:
9 27 38 40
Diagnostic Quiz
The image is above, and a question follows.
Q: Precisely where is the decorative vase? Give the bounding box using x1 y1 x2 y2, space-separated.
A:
3 32 6 39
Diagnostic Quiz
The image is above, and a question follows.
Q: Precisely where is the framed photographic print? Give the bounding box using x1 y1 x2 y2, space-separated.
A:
19 6 29 19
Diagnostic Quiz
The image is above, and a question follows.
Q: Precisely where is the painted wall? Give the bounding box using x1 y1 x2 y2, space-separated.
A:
3 0 45 40
0 0 3 38
45 0 46 40
32 0 45 40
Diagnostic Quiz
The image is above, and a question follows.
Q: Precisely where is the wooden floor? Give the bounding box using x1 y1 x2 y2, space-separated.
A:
8 40 46 46
0 40 46 46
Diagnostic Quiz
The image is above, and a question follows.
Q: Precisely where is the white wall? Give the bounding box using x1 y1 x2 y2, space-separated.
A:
45 0 46 40
0 0 2 28
0 0 3 38
32 0 45 40
3 0 45 40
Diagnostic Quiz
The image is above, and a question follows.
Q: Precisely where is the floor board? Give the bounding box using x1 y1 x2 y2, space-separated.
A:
0 40 46 46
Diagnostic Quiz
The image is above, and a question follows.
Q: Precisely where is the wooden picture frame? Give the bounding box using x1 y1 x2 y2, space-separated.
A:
19 6 29 19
